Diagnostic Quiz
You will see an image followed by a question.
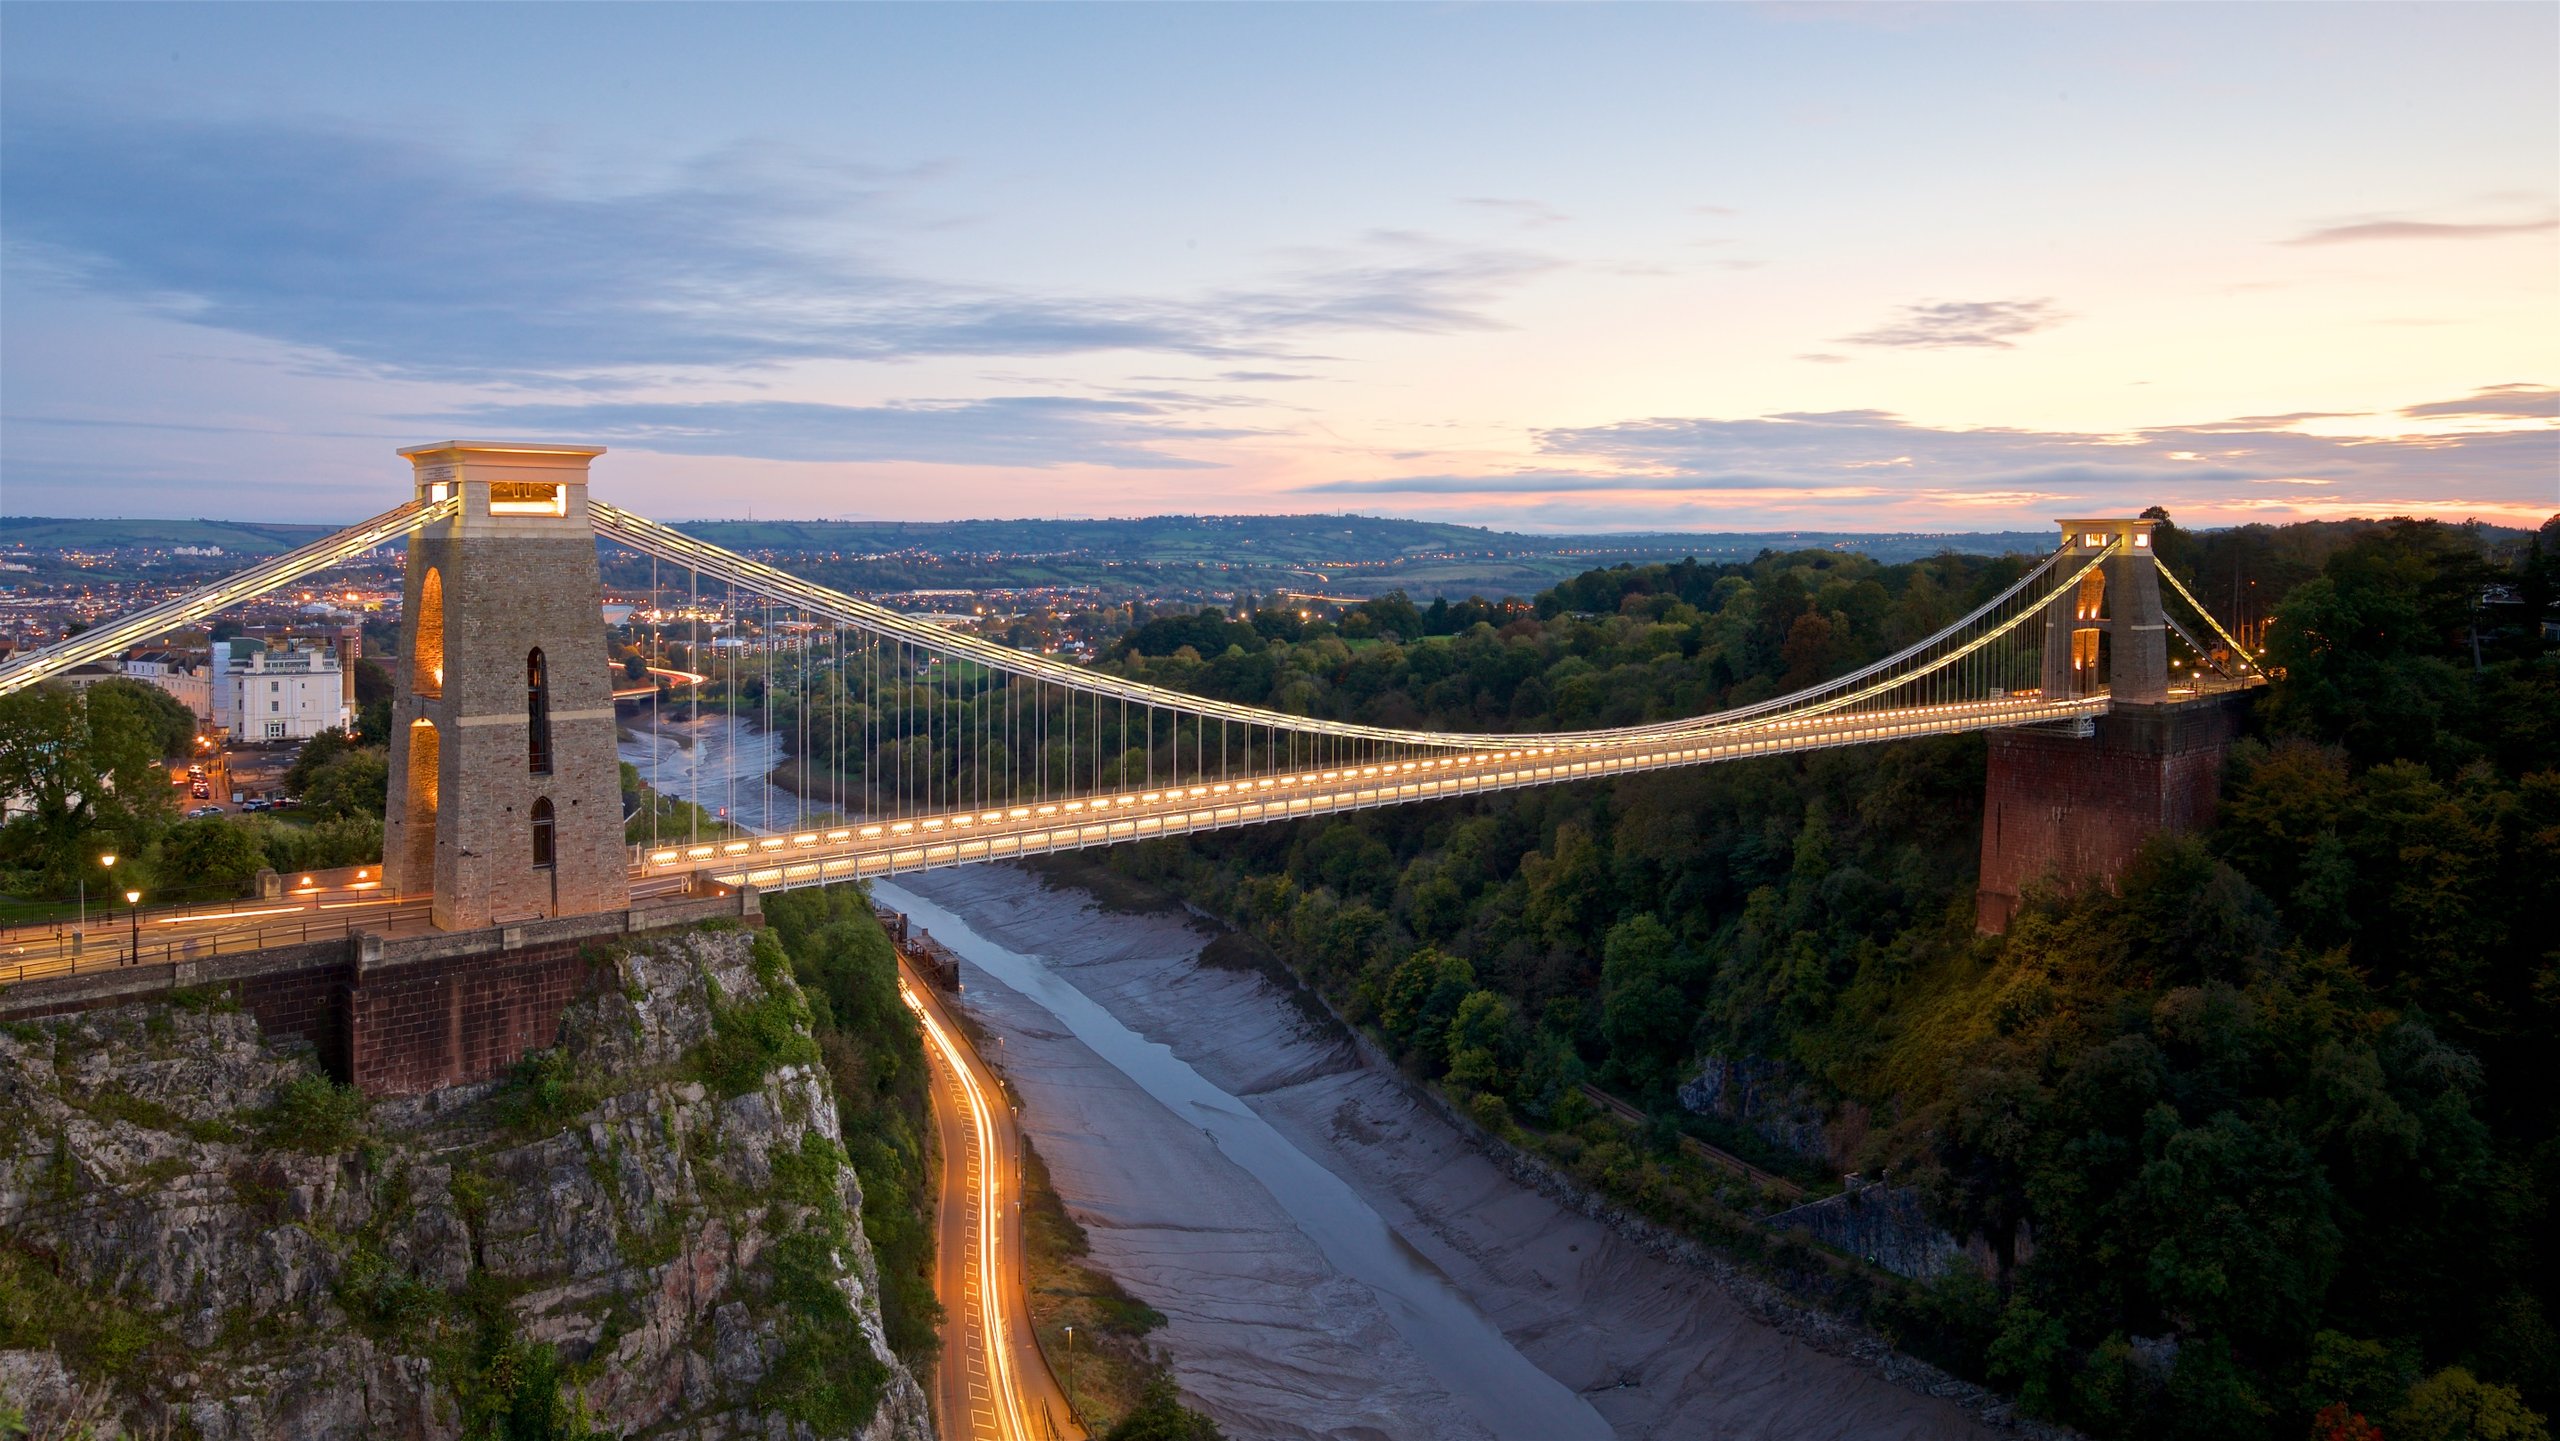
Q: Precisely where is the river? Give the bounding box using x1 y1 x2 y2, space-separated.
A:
619 710 826 836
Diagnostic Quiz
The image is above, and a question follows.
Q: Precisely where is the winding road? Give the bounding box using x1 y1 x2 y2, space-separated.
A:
901 952 1083 1441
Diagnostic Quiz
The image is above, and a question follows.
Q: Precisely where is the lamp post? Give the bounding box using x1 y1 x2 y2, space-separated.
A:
81 852 117 956
1062 1324 1077 1423
124 889 141 964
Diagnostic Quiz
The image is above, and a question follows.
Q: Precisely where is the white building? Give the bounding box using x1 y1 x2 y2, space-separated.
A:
122 651 214 726
213 641 350 742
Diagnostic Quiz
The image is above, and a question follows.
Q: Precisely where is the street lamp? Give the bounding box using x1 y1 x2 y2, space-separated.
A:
1062 1324 1077 1422
124 889 142 964
78 851 118 953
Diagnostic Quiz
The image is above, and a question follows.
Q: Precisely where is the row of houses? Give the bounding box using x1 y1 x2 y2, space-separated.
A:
37 635 355 743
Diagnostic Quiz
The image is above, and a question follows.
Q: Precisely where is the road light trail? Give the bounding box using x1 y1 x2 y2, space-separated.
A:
903 968 1049 1441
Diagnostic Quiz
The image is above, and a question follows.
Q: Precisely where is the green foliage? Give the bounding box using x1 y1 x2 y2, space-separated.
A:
754 1222 892 1430
286 726 359 795
1103 1377 1227 1441
0 1246 162 1380
447 1274 608 1441
256 1074 369 1153
1373 947 1473 1071
490 1048 599 1137
86 677 196 758
247 812 384 873
2391 1368 2551 1441
336 1242 439 1339
0 681 181 894
759 885 944 1365
153 816 268 899
687 935 821 1098
301 747 390 821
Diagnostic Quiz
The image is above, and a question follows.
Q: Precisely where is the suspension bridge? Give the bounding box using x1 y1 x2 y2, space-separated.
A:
0 442 2260 945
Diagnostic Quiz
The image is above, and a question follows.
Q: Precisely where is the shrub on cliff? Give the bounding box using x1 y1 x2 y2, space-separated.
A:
689 933 820 1098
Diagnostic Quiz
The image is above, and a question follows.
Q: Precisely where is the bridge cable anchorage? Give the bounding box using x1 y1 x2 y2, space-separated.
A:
2156 560 2266 675
0 496 459 696
589 502 2095 755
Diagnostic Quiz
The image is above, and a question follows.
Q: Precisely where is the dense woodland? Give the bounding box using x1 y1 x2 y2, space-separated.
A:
1080 515 2560 1441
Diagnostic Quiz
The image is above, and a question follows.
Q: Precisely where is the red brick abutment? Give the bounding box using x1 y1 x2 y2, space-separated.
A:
1975 690 2254 933
0 891 761 1096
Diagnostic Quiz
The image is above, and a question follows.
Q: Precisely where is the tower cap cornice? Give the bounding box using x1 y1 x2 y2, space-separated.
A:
398 441 607 461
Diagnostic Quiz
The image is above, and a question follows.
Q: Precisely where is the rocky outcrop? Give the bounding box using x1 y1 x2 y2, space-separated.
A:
0 925 931 1441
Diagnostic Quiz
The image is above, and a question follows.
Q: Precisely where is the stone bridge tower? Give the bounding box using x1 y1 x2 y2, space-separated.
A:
382 442 631 929
2039 517 2168 703
1979 516 2245 932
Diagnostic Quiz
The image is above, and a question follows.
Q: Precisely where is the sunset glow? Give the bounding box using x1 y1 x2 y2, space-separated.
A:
3 4 2551 531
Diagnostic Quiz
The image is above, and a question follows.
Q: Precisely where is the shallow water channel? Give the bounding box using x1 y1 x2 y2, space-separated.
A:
618 712 821 837
872 880 1615 1441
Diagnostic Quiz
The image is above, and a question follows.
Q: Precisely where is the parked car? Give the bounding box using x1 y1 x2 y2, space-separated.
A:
241 798 271 813
188 805 224 819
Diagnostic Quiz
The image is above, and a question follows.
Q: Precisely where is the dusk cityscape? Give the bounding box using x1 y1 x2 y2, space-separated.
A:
1 7 2553 1441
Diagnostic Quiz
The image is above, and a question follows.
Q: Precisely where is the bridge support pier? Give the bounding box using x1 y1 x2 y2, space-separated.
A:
1975 692 2250 933
382 442 631 930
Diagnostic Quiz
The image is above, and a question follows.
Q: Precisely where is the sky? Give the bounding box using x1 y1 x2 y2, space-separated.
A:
2 3 2554 531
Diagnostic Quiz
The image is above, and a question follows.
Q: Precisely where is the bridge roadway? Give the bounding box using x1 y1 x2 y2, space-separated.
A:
3 691 2122 989
0 870 701 988
644 690 2114 896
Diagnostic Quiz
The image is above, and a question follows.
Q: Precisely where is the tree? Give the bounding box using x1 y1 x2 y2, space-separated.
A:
155 817 268 899
85 677 195 757
1600 914 1700 1095
2392 1368 2550 1441
0 682 176 891
1445 990 1523 1095
1375 948 1475 1069
1104 1378 1225 1441
286 727 359 795
302 750 390 821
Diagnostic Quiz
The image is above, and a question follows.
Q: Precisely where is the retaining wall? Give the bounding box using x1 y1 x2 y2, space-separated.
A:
0 891 760 1096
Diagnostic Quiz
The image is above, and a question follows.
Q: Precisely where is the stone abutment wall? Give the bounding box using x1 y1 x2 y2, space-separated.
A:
0 892 760 1095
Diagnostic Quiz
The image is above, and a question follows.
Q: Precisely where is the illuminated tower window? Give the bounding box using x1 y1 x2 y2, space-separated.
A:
413 568 444 697
489 482 566 516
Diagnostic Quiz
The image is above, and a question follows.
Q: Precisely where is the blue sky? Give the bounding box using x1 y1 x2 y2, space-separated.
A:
3 3 2553 529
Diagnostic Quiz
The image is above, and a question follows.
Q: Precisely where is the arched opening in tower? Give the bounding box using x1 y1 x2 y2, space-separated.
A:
413 568 445 698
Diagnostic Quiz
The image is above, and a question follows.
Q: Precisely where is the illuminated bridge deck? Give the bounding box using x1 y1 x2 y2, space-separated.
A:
643 691 2115 895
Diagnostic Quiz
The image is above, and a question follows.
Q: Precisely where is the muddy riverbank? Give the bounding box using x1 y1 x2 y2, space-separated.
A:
879 865 2002 1441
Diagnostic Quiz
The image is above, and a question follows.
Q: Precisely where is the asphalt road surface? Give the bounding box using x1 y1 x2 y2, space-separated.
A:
903 955 1083 1441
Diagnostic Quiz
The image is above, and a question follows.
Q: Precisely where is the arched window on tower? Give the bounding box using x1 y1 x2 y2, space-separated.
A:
413 568 444 697
526 647 553 774
530 796 556 869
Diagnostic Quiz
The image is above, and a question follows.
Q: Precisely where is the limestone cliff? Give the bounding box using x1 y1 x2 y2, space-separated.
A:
0 924 933 1441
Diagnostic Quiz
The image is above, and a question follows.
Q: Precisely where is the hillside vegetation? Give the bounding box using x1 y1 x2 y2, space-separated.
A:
1083 515 2559 1441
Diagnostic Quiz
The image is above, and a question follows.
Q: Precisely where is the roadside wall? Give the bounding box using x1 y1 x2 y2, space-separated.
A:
0 890 760 1096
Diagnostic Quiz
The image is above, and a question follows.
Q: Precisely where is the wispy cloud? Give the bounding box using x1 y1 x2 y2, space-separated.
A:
1298 406 2557 521
0 106 1550 381
2401 383 2559 420
1840 298 2066 350
415 397 1256 468
2283 215 2559 246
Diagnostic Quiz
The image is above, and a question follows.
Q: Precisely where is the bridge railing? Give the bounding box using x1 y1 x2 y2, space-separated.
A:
0 900 436 990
